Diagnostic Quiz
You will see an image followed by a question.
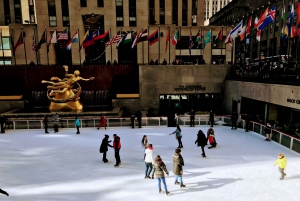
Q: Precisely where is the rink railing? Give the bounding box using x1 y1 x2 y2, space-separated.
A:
4 116 300 154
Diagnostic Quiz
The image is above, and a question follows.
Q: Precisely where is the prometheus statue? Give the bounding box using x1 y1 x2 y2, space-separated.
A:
42 65 95 112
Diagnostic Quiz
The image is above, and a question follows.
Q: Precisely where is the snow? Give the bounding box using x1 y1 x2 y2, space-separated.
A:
1 126 300 201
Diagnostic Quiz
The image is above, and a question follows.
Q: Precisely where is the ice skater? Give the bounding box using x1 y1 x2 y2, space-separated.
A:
169 125 183 148
151 155 170 195
173 148 185 188
141 135 149 160
52 113 60 133
113 134 121 167
209 110 215 127
274 153 287 180
0 188 9 196
144 144 154 179
43 114 49 133
97 115 107 130
264 122 272 141
189 109 195 127
75 116 81 134
195 130 207 157
99 134 113 163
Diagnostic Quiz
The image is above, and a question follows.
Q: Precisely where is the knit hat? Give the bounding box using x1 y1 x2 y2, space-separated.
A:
175 148 181 153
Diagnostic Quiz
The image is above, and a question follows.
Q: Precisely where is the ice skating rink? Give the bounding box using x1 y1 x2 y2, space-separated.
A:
1 126 299 201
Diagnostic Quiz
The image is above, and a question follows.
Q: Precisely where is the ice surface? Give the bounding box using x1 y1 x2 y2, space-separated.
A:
1 126 300 201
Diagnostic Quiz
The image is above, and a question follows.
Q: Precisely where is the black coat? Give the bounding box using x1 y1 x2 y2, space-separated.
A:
195 131 207 146
100 137 112 153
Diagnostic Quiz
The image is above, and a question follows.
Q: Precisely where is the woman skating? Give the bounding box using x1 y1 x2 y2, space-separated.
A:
141 135 148 160
144 144 154 179
195 130 207 157
99 134 113 163
169 125 183 148
151 155 170 195
75 117 81 134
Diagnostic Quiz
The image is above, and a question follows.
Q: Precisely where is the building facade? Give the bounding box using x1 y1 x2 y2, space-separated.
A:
204 0 232 25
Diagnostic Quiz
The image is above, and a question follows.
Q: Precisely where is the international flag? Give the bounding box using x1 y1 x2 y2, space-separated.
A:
257 8 269 28
297 0 300 38
82 33 95 48
94 30 109 41
282 0 286 22
66 31 79 50
203 30 211 48
281 24 288 40
239 20 247 41
213 29 223 46
172 29 180 45
78 30 88 51
230 21 243 41
246 15 252 37
47 30 56 52
32 32 36 51
57 28 68 41
256 29 261 41
137 29 148 42
225 33 233 45
117 32 132 48
131 29 142 49
147 29 159 46
258 5 276 30
195 29 202 47
36 30 46 50
287 2 294 37
188 30 193 54
165 28 170 52
105 34 121 47
14 30 26 52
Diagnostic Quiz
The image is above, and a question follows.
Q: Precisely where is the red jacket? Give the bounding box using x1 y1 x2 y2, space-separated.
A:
113 136 121 149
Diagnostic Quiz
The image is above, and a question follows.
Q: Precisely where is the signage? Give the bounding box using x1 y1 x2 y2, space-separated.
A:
287 98 300 104
174 85 206 91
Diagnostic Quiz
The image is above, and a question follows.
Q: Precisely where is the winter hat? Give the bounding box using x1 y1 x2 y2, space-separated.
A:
175 148 181 153
105 134 109 138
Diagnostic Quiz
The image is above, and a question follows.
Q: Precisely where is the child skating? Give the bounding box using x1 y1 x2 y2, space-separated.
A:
274 153 287 180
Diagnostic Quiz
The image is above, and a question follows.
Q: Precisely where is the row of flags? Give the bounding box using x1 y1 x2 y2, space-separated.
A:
225 0 300 45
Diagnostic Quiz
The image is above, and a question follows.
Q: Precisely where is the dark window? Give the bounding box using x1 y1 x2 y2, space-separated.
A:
80 0 87 7
116 0 124 27
4 0 11 25
61 0 70 27
159 0 165 24
129 0 136 27
48 0 57 27
192 0 197 26
149 0 155 24
97 0 104 7
14 0 21 23
182 0 188 26
172 0 178 26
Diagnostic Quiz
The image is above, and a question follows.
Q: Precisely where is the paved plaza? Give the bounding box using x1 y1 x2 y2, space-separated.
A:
1 125 299 201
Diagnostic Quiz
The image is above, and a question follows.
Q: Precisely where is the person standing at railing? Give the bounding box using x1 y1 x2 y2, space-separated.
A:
43 114 49 134
136 110 142 128
231 112 238 130
0 115 7 134
209 110 215 127
245 114 251 132
189 109 195 127
97 115 107 130
75 117 81 134
52 113 60 133
264 123 272 141
274 153 287 180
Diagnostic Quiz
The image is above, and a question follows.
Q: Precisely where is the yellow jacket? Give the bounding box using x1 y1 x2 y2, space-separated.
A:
274 157 287 169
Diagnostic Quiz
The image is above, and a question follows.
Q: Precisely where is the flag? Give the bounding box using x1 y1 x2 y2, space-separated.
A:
195 29 202 47
94 30 109 41
258 5 276 30
147 29 159 46
79 30 88 51
32 32 36 51
230 21 243 41
287 2 294 37
117 32 132 48
281 24 288 40
203 30 211 48
253 15 259 31
47 30 57 52
225 33 233 45
188 30 193 53
172 29 180 45
239 20 247 41
66 31 79 50
131 29 142 49
137 29 148 42
282 0 286 21
213 29 222 46
82 33 95 48
257 8 269 28
256 29 261 41
36 30 46 50
165 28 170 52
57 28 68 40
246 15 252 37
14 30 26 52
106 34 121 47
297 0 300 38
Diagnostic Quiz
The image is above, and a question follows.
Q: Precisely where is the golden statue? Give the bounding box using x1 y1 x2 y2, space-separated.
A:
42 66 95 112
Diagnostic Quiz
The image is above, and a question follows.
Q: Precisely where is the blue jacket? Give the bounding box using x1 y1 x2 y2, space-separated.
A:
75 119 81 127
172 129 182 137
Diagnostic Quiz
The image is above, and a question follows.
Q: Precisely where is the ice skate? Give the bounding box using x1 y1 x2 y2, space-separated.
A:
166 191 170 196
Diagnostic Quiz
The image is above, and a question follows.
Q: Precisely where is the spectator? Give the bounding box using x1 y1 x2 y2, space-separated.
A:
43 114 49 134
155 59 159 65
149 59 155 65
0 115 7 134
162 59 167 65
135 110 142 128
106 60 111 65
113 59 118 65
52 113 60 133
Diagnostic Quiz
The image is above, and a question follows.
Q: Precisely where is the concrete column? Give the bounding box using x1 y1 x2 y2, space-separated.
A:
264 103 269 125
187 0 192 26
123 0 129 27
178 0 182 26
155 0 159 24
209 0 213 18
217 0 221 11
165 0 172 25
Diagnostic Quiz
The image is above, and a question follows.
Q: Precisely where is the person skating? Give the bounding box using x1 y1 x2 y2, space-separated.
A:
43 114 49 133
0 188 9 196
189 109 196 127
144 144 154 179
99 134 113 163
97 115 107 130
231 112 238 129
113 134 121 167
141 135 148 160
274 153 287 180
173 148 185 188
265 122 272 141
75 116 81 134
209 110 215 127
207 133 217 149
169 125 183 148
207 128 216 143
195 130 207 157
151 155 170 195
52 113 60 133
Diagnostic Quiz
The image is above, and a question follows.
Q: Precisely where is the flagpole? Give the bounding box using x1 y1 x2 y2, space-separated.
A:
10 27 16 66
0 29 5 67
221 25 223 61
77 28 81 65
210 26 212 64
110 27 112 63
142 28 144 65
259 6 264 63
231 23 234 64
22 27 28 66
158 25 160 64
33 27 38 65
179 26 181 56
189 26 192 58
148 25 149 64
201 26 203 58
168 25 170 65
271 0 278 67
